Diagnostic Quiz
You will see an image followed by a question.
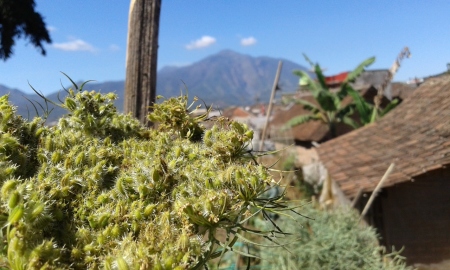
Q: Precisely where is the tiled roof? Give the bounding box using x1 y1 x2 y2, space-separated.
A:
270 96 329 142
317 75 450 198
325 72 349 87
390 82 417 100
222 107 253 119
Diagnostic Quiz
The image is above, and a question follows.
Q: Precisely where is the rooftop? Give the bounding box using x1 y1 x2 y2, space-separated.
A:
317 74 450 198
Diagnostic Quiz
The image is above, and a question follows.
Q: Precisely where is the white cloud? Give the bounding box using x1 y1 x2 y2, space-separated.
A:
109 44 120 51
53 39 96 52
168 62 192 67
46 26 57 32
241 36 257 46
185 36 216 50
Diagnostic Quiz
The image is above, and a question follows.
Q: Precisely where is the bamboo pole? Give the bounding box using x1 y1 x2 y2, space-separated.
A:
360 163 395 218
259 61 283 153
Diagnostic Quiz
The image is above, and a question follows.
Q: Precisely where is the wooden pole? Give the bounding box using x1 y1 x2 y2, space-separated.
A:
360 163 395 218
259 61 283 152
124 0 161 126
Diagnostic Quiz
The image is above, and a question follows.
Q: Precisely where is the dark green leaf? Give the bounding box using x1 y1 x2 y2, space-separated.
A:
314 64 329 91
284 114 320 129
79 80 96 92
60 72 79 90
316 91 338 112
347 88 372 124
294 99 320 113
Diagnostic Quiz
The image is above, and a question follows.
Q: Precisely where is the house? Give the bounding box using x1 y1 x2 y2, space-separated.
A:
221 106 254 125
316 74 450 265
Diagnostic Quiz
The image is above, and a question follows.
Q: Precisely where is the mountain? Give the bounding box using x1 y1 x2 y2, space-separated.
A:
157 50 308 106
0 84 41 119
1 50 308 121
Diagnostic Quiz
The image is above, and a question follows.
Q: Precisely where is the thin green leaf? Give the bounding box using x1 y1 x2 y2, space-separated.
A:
234 224 289 238
59 79 70 94
60 71 79 90
237 231 298 259
33 98 46 113
56 91 65 104
22 95 39 118
79 80 96 92
314 63 328 91
302 53 315 68
345 57 376 83
214 238 261 259
27 82 60 107
262 210 284 234
216 233 239 266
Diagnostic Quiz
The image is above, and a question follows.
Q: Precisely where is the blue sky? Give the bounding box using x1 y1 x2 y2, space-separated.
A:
1 0 450 94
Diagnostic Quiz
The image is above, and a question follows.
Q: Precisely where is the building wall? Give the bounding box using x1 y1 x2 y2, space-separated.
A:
370 168 450 264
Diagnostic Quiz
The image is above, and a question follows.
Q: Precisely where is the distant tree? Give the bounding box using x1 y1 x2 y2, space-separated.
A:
0 0 51 60
284 55 375 139
124 0 161 126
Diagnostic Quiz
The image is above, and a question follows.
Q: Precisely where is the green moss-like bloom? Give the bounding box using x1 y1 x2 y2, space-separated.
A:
0 87 285 269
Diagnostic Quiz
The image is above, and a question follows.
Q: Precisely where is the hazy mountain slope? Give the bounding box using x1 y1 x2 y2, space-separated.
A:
157 50 307 107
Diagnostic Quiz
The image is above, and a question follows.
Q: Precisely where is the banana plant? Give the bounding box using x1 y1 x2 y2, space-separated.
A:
285 55 375 139
347 87 399 125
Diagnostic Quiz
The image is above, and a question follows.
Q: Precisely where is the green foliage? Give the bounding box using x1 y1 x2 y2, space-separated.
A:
287 55 375 138
259 203 412 270
0 95 43 181
148 95 209 142
0 82 289 269
0 0 51 60
347 87 400 125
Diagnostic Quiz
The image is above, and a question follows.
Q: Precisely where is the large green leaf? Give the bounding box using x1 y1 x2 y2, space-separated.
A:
301 54 328 93
347 87 372 125
314 63 329 91
345 57 376 83
284 114 321 129
336 82 351 101
293 70 321 97
316 90 339 112
336 103 355 119
294 98 320 113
